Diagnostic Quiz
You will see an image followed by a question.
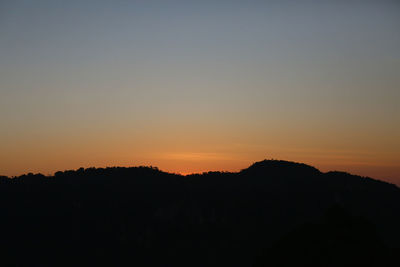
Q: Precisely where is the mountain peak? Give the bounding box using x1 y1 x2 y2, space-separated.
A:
241 159 321 175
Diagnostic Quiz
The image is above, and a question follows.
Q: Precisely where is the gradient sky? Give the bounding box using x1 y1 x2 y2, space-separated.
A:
1 1 399 184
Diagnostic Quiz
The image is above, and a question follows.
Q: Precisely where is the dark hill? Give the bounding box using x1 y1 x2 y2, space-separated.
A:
0 160 399 266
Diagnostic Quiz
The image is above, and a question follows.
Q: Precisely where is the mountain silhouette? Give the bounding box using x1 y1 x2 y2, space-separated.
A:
0 160 398 266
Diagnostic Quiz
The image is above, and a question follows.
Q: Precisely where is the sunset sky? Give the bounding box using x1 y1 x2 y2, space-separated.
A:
1 1 399 184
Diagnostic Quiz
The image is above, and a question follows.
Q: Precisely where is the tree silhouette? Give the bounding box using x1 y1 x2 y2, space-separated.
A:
0 160 398 266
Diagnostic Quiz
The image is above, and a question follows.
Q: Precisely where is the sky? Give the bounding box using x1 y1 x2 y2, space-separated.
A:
0 1 399 184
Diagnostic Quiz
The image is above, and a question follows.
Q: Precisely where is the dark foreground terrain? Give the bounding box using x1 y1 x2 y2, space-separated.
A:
0 160 399 266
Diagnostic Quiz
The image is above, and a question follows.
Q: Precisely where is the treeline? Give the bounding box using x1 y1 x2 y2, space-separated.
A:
0 160 399 266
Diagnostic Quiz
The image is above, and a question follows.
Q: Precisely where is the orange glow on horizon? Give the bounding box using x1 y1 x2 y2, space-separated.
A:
1 148 399 186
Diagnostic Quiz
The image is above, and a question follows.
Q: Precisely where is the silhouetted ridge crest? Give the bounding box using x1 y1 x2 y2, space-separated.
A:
241 159 320 176
0 160 398 267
